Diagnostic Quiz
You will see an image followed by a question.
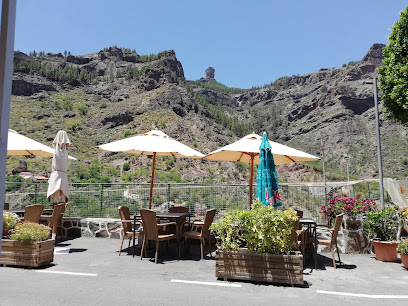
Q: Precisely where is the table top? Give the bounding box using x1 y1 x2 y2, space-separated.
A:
299 218 317 225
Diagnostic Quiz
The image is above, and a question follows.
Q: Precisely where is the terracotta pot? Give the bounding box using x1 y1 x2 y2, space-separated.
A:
372 240 398 262
400 253 408 269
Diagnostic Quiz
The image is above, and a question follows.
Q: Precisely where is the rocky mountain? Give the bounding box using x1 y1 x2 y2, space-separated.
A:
8 44 408 184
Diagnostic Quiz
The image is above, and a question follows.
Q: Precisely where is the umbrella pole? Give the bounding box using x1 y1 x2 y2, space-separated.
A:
149 152 157 209
249 153 255 209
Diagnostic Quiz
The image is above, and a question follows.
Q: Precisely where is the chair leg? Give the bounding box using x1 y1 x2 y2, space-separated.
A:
140 237 146 260
200 239 204 260
127 236 131 254
331 248 336 269
119 232 125 256
155 240 159 264
208 237 213 258
336 242 342 265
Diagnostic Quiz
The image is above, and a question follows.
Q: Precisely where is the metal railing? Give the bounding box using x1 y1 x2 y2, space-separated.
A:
4 181 385 223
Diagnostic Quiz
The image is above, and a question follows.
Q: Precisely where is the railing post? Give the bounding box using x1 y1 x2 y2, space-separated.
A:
367 182 370 200
100 183 103 218
167 183 170 204
34 183 38 204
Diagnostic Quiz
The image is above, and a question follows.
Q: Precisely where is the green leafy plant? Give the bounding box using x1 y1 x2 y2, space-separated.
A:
398 240 408 255
123 162 130 172
378 7 408 124
363 206 406 241
3 211 19 236
78 105 88 116
210 202 298 254
10 222 50 242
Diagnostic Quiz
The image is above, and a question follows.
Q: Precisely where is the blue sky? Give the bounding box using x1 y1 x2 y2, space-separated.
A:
14 0 407 89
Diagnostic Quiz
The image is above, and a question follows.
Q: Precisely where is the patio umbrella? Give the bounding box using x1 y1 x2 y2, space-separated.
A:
256 132 282 207
7 129 77 160
92 130 205 209
47 131 72 203
204 133 319 208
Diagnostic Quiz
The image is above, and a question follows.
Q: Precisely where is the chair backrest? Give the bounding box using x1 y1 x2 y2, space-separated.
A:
331 214 344 245
295 210 303 219
169 206 189 214
55 202 68 224
119 206 132 233
24 204 44 223
290 219 300 248
201 209 216 238
4 203 9 210
140 209 158 240
49 203 65 234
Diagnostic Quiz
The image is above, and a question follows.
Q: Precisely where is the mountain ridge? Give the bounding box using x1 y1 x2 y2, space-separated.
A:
8 44 408 185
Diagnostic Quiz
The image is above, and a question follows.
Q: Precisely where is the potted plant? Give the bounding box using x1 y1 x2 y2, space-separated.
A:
398 240 408 269
1 213 54 267
363 206 406 262
210 202 303 285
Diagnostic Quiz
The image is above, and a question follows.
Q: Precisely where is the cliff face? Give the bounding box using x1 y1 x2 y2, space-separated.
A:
9 44 408 183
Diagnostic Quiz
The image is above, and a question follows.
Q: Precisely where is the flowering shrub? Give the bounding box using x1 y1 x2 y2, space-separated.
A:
10 222 50 242
3 211 19 237
321 194 378 222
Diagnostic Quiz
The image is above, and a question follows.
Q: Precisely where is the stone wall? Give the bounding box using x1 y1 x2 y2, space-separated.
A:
60 217 123 239
316 215 372 254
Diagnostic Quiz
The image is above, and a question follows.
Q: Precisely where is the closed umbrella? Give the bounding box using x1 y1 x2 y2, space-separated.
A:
7 129 77 159
204 133 319 208
47 131 71 203
256 132 282 207
93 130 204 209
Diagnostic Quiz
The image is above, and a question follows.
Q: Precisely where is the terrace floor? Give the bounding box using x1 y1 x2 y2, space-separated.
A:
1 237 408 305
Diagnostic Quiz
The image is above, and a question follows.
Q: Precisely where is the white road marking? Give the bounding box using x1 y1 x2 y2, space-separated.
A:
171 279 241 288
317 290 408 299
36 270 97 277
54 247 70 255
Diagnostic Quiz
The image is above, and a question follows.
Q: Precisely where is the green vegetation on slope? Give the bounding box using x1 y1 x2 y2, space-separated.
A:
14 61 96 85
186 85 252 137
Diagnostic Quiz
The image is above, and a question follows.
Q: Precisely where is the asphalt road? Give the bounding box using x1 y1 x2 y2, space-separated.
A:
1 237 408 306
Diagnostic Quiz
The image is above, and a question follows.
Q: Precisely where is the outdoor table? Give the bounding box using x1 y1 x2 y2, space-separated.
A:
299 217 317 269
133 212 190 260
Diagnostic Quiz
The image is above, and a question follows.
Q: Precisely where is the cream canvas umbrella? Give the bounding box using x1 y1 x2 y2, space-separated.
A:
7 129 77 160
47 131 72 203
204 133 320 207
93 130 205 209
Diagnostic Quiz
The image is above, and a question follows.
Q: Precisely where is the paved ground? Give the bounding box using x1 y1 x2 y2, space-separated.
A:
1 237 408 306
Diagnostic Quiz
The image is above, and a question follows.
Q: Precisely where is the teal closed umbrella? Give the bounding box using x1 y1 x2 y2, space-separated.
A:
256 132 282 207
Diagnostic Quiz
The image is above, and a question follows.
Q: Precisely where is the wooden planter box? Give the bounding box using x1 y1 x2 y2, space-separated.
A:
1 239 54 267
216 250 303 285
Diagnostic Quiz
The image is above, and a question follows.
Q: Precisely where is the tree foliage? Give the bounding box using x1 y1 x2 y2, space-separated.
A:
14 61 96 85
378 7 408 124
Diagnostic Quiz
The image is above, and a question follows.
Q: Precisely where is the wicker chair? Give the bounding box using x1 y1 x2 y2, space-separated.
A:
48 203 65 240
140 209 177 264
183 209 216 260
309 213 344 269
24 204 44 223
118 206 141 256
